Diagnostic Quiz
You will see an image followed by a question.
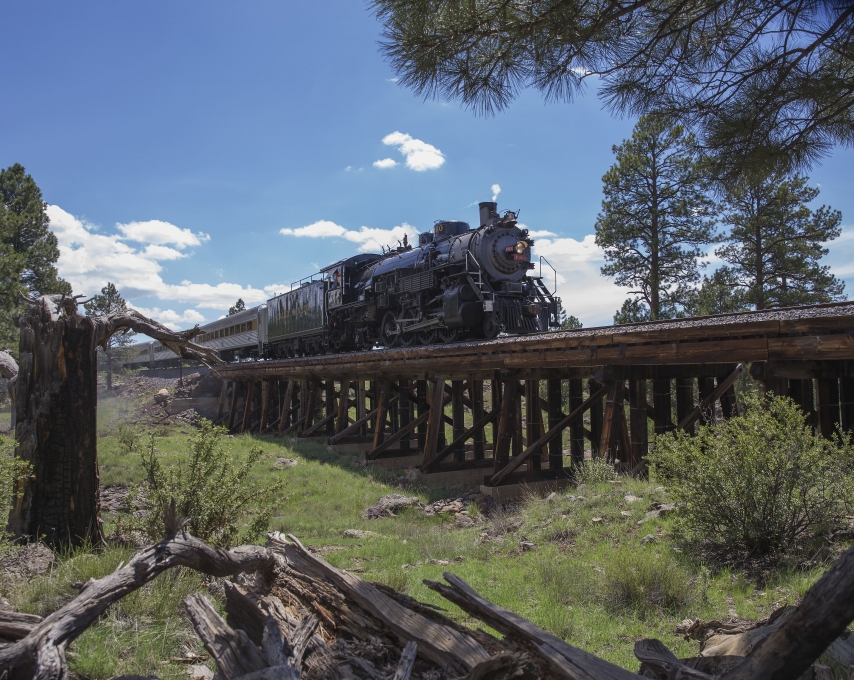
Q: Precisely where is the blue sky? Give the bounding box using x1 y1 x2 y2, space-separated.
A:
3 1 853 329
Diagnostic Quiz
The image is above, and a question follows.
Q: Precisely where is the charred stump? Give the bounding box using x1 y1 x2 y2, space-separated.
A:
7 294 222 547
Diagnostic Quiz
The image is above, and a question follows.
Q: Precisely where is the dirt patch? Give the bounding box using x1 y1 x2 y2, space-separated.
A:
0 543 54 585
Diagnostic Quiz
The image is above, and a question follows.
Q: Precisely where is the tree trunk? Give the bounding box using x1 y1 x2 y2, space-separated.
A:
7 295 222 547
9 298 101 546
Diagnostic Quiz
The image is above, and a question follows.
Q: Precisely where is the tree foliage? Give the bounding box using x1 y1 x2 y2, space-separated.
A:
373 0 854 177
559 311 582 330
84 283 132 390
716 173 844 310
0 164 70 354
228 298 246 316
682 267 750 317
595 115 717 321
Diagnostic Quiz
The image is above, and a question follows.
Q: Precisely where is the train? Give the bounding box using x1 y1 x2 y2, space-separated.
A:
124 201 561 368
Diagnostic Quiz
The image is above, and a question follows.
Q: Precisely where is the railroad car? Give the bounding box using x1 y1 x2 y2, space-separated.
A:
124 201 561 366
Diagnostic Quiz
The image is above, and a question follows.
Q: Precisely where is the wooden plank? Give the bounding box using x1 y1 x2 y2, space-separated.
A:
336 378 350 433
769 334 854 360
356 380 367 436
677 364 745 431
720 382 739 419
416 380 427 450
452 380 466 463
216 380 229 423
421 409 496 473
278 380 294 433
489 384 608 486
652 379 672 435
367 394 452 460
324 379 336 436
422 379 447 465
399 379 411 452
525 380 543 471
259 379 272 432
492 378 518 473
491 375 502 456
817 378 841 439
372 380 391 449
547 378 564 470
513 387 523 458
302 380 318 434
240 381 255 434
589 379 603 457
471 380 485 460
568 378 584 466
598 380 625 461
302 399 354 437
617 399 631 466
628 379 648 467
227 381 241 431
675 377 694 435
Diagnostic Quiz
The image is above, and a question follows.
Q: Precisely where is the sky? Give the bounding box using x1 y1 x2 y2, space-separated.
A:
3 1 853 330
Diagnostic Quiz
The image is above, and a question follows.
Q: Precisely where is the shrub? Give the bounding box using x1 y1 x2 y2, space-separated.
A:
601 548 694 616
649 392 854 561
0 434 30 538
573 457 617 485
119 420 285 547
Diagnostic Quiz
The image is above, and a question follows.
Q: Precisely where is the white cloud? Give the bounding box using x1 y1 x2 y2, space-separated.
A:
280 219 419 253
344 165 353 172
382 131 445 171
526 230 558 238
386 77 399 83
373 158 398 169
533 234 629 327
491 184 501 201
131 306 206 331
49 205 270 316
117 219 209 249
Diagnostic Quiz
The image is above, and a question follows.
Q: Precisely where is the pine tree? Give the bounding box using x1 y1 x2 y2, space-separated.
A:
595 115 718 321
228 298 246 316
84 283 131 391
716 173 844 310
0 164 70 355
683 268 750 317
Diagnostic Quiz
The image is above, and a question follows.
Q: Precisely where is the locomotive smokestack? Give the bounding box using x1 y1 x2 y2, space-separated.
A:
479 201 497 227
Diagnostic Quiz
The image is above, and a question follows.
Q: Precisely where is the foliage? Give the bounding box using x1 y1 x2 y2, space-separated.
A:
374 0 854 177
0 164 71 355
84 282 133 390
596 115 717 320
716 172 844 310
601 548 694 617
573 456 617 485
682 267 750 317
559 311 582 330
228 298 246 316
614 298 651 325
649 393 854 561
0 434 30 538
118 421 285 546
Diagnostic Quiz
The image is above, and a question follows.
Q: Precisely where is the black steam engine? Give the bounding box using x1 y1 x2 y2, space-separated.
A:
265 201 561 357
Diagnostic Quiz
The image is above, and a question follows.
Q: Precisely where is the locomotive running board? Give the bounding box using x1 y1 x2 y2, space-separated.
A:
396 317 443 334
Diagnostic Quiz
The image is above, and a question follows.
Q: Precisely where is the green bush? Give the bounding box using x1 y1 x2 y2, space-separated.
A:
0 434 30 538
118 420 285 547
573 457 618 485
649 392 854 561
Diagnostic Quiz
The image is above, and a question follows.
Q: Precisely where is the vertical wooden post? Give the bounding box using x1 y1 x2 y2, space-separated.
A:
356 381 367 435
817 377 841 439
719 379 739 419
568 378 583 466
336 378 350 433
367 380 376 434
416 380 427 450
589 379 603 457
278 380 294 433
628 378 648 466
547 378 564 470
525 380 543 471
400 379 411 452
216 380 230 424
451 380 466 462
491 375 503 456
227 381 241 431
259 379 272 432
471 380 485 459
512 383 523 458
422 378 446 465
652 378 673 435
302 380 318 434
390 382 400 435
493 378 518 474
325 380 336 436
675 378 694 435
598 380 625 462
241 381 255 433
841 376 854 433
697 377 715 426
372 379 391 449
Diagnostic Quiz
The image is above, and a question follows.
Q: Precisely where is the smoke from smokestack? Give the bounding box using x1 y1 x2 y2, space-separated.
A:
491 184 501 201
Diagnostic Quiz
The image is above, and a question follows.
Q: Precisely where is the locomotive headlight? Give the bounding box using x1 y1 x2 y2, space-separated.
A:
515 240 528 254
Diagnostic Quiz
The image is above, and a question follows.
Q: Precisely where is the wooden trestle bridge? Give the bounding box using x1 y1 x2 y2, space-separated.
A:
212 302 854 487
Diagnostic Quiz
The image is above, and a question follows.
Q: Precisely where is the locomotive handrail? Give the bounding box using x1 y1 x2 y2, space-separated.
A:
464 250 493 301
539 256 558 295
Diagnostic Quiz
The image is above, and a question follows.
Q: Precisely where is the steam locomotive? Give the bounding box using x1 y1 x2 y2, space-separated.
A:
265 201 561 356
125 201 561 367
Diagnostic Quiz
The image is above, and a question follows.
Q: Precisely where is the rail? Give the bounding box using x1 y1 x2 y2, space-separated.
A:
539 256 558 296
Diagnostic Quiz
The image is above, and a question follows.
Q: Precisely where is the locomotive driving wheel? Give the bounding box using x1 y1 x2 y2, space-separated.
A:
380 310 399 347
398 309 418 347
437 326 459 343
417 327 436 345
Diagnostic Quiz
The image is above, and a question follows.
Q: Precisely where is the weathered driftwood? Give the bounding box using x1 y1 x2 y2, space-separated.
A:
0 610 42 641
7 294 223 546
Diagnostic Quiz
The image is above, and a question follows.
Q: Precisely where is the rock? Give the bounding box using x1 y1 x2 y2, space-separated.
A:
274 457 297 469
456 514 476 528
645 502 677 519
343 529 378 539
361 494 423 519
621 510 632 516
154 389 171 404
591 517 603 523
624 494 640 503
641 534 657 544
0 543 55 584
187 665 214 680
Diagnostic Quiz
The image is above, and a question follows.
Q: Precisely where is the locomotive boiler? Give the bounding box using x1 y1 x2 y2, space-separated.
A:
265 201 561 357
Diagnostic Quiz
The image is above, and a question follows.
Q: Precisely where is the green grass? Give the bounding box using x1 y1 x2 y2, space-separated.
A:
1 389 836 679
